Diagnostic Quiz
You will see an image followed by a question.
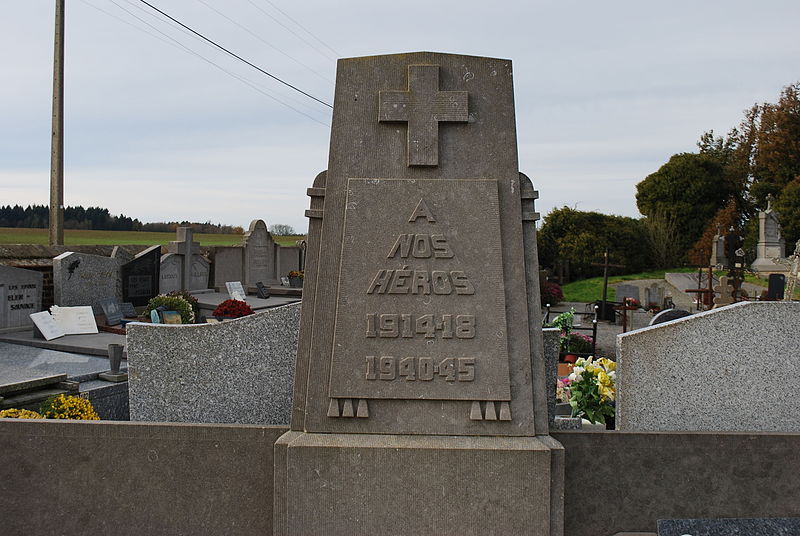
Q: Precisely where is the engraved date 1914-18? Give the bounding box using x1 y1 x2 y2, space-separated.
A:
365 356 475 382
365 313 475 339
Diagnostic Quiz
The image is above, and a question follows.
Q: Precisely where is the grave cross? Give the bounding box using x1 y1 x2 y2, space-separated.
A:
167 227 201 291
591 249 625 320
378 64 469 166
712 275 735 308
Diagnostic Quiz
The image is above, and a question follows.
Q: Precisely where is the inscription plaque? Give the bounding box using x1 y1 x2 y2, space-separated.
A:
329 178 511 401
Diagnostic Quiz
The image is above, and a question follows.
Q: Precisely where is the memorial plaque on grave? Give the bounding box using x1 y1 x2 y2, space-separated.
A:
122 245 161 306
120 302 137 318
98 298 123 326
0 265 43 329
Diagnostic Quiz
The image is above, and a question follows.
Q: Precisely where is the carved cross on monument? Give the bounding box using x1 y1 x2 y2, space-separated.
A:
378 64 469 166
712 275 735 308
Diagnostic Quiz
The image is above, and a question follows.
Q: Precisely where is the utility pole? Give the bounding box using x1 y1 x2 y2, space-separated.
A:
49 0 65 246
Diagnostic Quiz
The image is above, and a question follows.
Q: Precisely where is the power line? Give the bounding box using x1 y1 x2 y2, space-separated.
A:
246 0 338 62
194 0 333 84
136 0 333 109
260 0 341 58
84 0 330 126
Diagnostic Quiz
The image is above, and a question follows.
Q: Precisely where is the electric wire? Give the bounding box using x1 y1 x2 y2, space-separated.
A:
85 0 330 126
194 0 333 84
260 0 340 58
245 0 336 61
135 0 333 108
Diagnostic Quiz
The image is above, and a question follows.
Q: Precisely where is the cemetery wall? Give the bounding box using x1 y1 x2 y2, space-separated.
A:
553 431 800 536
2 421 799 535
0 420 283 536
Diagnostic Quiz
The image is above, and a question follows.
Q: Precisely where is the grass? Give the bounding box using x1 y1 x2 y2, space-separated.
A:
562 267 787 303
562 267 697 302
0 227 305 247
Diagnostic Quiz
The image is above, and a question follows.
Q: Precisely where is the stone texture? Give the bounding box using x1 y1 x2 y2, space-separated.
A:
0 265 43 329
189 255 210 290
243 219 277 287
543 327 560 429
158 253 181 293
614 283 640 303
212 246 244 291
554 431 800 536
274 433 555 536
276 246 302 281
53 251 122 313
278 51 560 536
127 302 300 424
0 420 283 536
752 204 788 272
658 518 800 536
617 301 800 432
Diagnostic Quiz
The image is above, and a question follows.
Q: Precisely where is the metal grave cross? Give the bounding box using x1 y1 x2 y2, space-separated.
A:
378 64 469 167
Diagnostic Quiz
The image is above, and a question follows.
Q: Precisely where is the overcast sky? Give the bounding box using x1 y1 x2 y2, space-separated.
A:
2 1 798 232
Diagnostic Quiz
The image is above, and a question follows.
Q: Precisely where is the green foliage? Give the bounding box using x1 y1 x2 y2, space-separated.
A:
144 294 195 324
636 153 735 256
560 267 695 302
774 179 800 247
166 290 200 322
538 207 649 280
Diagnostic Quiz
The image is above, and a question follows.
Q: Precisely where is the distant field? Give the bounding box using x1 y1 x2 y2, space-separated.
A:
0 227 305 247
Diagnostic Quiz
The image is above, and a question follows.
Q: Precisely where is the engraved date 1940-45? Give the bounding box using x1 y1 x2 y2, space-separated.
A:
365 356 475 382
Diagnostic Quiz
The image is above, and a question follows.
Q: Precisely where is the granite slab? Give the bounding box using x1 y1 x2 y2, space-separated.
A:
0 341 122 386
658 518 800 536
0 330 127 358
192 291 299 315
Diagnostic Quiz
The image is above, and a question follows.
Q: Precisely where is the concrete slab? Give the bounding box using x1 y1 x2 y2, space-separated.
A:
192 291 300 317
0 341 121 386
0 329 126 358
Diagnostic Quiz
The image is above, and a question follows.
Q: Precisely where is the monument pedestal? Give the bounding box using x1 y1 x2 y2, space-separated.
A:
274 431 563 536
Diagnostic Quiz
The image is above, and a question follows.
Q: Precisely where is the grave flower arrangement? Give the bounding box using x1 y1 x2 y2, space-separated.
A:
288 270 304 279
556 378 571 403
166 290 200 322
566 356 616 425
565 332 594 354
540 281 564 306
212 299 255 319
623 297 640 309
39 394 100 420
144 294 195 324
0 408 44 419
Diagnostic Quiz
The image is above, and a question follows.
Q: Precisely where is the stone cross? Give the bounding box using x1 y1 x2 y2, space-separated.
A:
712 275 734 308
378 64 469 166
167 227 200 291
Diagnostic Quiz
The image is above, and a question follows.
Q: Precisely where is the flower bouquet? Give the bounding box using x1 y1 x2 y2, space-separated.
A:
566 357 616 425
212 299 255 319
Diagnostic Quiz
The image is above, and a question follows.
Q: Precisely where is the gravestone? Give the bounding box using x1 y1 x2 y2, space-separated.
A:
53 252 122 313
98 298 123 326
225 281 247 302
110 246 134 264
163 227 208 291
644 283 665 309
0 265 43 329
121 245 161 306
709 225 727 268
712 275 734 308
649 308 692 326
752 197 788 272
615 283 639 304
159 253 181 294
212 246 244 291
242 220 277 288
275 52 561 536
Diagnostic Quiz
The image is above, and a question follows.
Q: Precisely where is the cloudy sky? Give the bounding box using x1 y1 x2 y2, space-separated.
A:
2 1 798 232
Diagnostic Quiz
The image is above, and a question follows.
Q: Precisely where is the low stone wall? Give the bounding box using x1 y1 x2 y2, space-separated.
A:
617 301 800 432
553 431 800 536
3 421 799 536
0 420 285 536
127 302 300 425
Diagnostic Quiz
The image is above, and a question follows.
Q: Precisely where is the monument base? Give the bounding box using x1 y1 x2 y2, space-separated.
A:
274 431 563 536
751 258 790 273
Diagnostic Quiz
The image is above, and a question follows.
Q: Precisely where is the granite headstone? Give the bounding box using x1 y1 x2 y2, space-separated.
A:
122 245 161 306
658 517 800 536
53 251 122 313
242 219 276 288
159 253 181 294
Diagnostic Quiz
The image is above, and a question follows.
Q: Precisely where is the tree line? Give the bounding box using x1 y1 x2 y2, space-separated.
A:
0 205 243 234
539 81 800 280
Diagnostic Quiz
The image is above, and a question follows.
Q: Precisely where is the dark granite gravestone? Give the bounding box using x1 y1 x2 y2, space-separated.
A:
650 308 693 326
121 245 161 306
768 273 786 300
98 298 123 326
274 52 561 536
658 517 800 536
120 302 137 318
255 281 270 299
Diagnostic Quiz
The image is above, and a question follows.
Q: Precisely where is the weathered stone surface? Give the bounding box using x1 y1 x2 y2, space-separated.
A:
127 303 300 425
0 265 43 329
212 246 244 291
752 203 788 272
158 253 181 294
52 252 122 313
617 301 800 432
543 327 560 429
189 255 210 291
243 220 277 287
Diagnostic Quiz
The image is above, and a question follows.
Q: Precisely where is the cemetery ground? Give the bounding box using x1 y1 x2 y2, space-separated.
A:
0 227 305 247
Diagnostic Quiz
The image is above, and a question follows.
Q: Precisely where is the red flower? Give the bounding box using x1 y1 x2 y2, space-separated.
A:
212 299 255 318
